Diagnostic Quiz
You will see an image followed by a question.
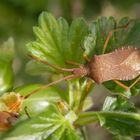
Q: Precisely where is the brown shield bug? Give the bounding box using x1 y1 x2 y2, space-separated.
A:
28 47 140 95
27 23 140 97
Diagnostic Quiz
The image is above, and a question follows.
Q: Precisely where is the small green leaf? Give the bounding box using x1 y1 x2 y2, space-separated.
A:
84 16 116 57
27 12 88 74
98 112 140 136
76 111 140 136
99 96 137 136
117 18 140 47
84 17 140 56
68 18 88 63
0 105 81 140
102 96 136 112
76 96 140 136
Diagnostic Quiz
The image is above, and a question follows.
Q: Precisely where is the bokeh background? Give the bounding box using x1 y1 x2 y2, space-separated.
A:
0 0 140 140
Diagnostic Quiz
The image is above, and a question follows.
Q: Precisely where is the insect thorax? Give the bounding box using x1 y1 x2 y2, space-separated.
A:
73 67 89 77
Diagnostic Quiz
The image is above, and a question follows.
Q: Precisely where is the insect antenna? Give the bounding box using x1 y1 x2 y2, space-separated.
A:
28 55 75 72
24 74 80 99
24 55 82 99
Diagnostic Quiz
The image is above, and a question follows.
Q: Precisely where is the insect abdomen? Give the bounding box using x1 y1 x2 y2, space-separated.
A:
88 47 140 84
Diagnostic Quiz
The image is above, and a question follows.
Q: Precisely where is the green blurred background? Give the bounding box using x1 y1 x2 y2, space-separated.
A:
0 0 140 139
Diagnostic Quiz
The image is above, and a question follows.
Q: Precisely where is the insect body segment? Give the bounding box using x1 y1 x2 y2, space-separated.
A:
88 47 140 83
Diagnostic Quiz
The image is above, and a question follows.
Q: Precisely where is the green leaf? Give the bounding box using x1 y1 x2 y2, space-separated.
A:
15 84 68 116
0 105 81 140
27 12 88 74
99 96 138 136
98 112 140 136
117 18 140 47
84 17 140 56
84 16 116 56
0 38 15 94
84 17 140 96
102 96 137 112
76 96 139 136
75 111 140 136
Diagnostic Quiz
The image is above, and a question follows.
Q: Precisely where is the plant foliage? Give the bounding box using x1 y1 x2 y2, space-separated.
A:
0 12 140 140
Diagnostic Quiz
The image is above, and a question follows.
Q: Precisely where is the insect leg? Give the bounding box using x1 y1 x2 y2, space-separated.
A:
113 80 129 90
102 23 129 54
24 74 80 99
128 76 140 89
113 76 140 90
29 55 75 72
